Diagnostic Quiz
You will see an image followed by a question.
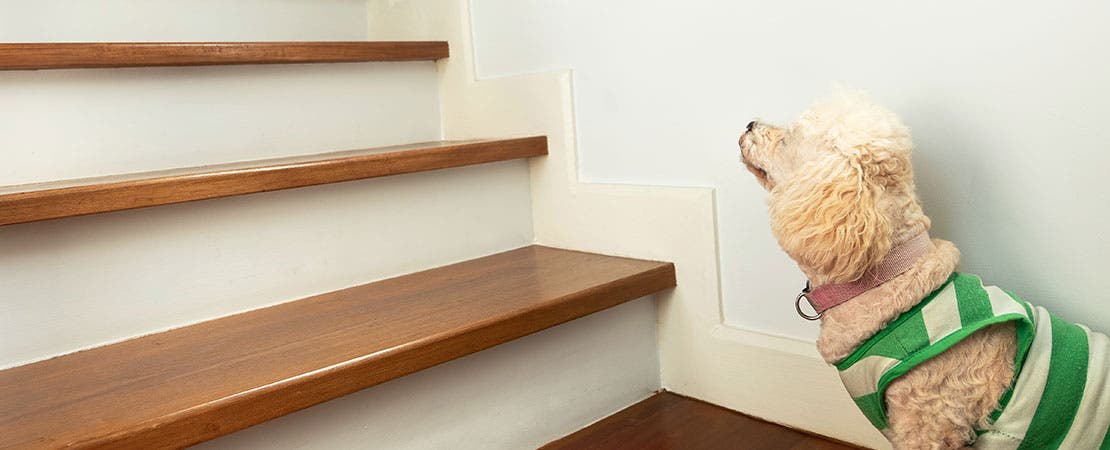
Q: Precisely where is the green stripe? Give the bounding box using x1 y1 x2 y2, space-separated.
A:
1017 314 1090 450
989 301 1036 424
893 314 930 360
856 313 930 363
836 273 957 370
954 273 993 326
1100 425 1110 450
837 309 925 370
853 392 888 430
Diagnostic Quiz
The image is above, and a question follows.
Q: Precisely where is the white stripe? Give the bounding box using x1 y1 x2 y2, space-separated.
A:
974 432 1023 449
1058 325 1110 449
839 355 900 398
982 306 1055 448
984 286 1029 319
922 282 961 344
974 289 1035 450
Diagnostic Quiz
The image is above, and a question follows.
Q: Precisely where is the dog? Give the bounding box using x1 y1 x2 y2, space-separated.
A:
738 90 1110 449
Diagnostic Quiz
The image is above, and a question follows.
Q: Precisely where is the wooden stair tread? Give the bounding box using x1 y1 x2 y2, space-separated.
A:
0 42 448 70
0 137 547 226
543 392 863 450
0 246 676 449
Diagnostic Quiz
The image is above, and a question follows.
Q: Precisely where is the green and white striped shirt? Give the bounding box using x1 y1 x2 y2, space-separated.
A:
836 273 1110 449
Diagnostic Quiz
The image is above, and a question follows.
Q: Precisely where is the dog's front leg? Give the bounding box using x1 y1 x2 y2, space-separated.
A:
882 323 1017 449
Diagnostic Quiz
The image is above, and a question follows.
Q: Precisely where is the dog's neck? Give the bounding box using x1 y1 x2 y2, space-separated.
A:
802 232 934 316
815 237 961 364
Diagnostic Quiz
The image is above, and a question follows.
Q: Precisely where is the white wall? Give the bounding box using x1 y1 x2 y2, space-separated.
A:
471 0 1110 341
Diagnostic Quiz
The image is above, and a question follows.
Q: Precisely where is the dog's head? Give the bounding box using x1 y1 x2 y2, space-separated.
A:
739 91 923 284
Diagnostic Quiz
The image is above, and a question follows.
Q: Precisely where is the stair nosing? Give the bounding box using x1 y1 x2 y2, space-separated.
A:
0 41 449 70
0 136 548 226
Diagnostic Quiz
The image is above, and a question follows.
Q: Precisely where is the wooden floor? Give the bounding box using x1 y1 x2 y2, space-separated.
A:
543 392 863 450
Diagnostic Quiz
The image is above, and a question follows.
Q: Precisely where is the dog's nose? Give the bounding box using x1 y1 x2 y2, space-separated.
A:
746 121 757 132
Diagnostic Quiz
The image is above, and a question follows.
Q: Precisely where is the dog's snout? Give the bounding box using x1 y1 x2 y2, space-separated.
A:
746 121 757 132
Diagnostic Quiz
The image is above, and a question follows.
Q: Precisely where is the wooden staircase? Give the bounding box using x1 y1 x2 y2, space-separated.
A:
0 40 676 449
1 246 673 449
0 137 547 225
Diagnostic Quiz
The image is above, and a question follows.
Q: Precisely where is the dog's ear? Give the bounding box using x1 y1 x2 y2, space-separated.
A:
769 153 892 283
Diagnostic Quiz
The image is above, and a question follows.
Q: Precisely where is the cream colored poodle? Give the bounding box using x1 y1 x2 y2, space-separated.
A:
739 91 1110 449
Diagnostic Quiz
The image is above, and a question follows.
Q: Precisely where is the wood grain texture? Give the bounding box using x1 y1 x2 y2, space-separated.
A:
0 246 675 449
0 42 448 70
543 392 865 450
0 137 547 226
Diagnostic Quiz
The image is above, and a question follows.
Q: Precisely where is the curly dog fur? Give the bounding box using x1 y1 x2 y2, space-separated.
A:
739 91 1018 449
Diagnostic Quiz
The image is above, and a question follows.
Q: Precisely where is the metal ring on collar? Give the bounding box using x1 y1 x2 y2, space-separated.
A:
795 291 822 321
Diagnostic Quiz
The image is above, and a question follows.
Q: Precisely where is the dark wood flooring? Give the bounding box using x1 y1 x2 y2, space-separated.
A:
543 392 864 450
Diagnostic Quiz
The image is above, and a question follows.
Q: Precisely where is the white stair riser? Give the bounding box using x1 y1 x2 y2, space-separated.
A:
0 62 439 185
199 297 660 450
0 1 367 42
1 160 535 368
